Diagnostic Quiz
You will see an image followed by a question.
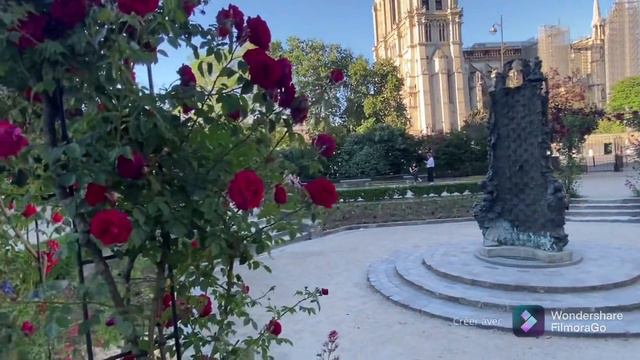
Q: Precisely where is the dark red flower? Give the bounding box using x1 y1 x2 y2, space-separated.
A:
228 110 243 121
117 0 159 16
7 201 16 211
274 184 288 205
178 64 197 87
227 170 265 211
278 83 296 108
242 48 282 90
162 293 173 310
51 0 87 30
242 284 250 294
42 240 60 275
12 13 47 50
290 96 310 124
198 294 213 317
21 204 37 218
329 69 345 84
21 321 36 337
97 103 107 112
117 152 146 180
24 88 42 103
216 4 244 37
85 183 108 207
105 317 116 327
276 58 292 89
89 209 133 246
182 104 194 114
267 319 282 336
190 239 199 249
0 120 29 159
123 354 135 360
313 134 337 158
246 16 271 51
51 212 64 224
182 0 200 17
304 178 338 209
321 288 329 296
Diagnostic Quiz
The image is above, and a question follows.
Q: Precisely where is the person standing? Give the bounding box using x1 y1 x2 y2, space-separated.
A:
425 152 435 183
409 162 421 183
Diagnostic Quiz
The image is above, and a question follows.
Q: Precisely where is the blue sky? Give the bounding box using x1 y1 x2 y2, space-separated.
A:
148 0 617 88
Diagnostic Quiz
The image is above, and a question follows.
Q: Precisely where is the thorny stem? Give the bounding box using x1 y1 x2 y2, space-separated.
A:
209 257 236 358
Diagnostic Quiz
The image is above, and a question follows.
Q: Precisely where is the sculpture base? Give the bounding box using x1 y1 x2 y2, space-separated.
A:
475 246 581 268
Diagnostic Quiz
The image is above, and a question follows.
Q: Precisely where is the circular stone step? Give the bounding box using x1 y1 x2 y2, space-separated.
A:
368 256 640 337
424 243 640 292
396 252 640 312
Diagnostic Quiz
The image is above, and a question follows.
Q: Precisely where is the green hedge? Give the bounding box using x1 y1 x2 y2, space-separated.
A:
337 182 481 202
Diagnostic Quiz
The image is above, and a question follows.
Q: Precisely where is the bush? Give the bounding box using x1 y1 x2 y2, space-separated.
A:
328 124 416 178
337 182 481 202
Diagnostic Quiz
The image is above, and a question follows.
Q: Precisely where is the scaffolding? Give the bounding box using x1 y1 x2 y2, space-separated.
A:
605 0 640 97
538 25 571 77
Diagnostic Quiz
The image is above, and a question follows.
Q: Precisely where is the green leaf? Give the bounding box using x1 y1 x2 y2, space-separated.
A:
57 173 76 187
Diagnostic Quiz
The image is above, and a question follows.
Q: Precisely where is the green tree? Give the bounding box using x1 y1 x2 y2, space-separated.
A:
608 76 640 113
271 37 354 130
594 119 627 134
361 59 410 130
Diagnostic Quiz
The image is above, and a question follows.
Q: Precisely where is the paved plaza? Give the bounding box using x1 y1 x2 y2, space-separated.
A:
240 171 639 359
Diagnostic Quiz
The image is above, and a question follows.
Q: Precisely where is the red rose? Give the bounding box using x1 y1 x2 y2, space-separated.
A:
182 104 194 114
123 355 135 360
313 134 337 158
278 83 296 108
118 0 159 16
246 16 271 51
7 201 16 211
267 319 282 336
304 178 338 209
42 240 60 275
0 120 29 159
51 212 64 224
329 69 345 84
178 64 197 87
321 288 329 296
117 152 146 180
21 204 38 218
276 58 292 88
85 183 108 207
242 48 282 90
198 294 213 317
21 321 36 337
274 184 288 205
216 4 244 37
182 0 200 16
24 88 42 103
228 110 243 121
162 293 173 310
12 13 47 50
227 170 265 211
242 284 250 294
105 317 116 327
290 96 310 124
89 209 133 246
51 0 87 30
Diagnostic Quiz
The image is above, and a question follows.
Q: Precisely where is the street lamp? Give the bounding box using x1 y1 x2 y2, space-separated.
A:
489 15 504 70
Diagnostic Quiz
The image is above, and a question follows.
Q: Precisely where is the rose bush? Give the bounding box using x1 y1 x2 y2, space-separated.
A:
0 1 337 359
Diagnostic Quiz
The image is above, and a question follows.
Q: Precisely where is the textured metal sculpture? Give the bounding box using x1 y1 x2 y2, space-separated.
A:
474 58 569 252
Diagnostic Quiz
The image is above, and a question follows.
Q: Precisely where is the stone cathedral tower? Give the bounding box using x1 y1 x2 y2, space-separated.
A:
373 0 470 134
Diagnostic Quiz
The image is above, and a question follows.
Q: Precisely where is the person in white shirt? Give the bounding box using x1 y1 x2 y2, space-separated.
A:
425 152 435 183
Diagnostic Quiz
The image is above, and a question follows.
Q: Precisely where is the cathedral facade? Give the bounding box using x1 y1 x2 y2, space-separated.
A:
373 0 639 135
372 0 469 135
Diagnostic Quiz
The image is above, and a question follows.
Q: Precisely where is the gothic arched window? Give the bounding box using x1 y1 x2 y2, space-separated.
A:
423 0 430 10
435 0 443 10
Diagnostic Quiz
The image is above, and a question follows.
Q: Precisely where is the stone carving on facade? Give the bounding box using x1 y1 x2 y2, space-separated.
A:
474 58 568 252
